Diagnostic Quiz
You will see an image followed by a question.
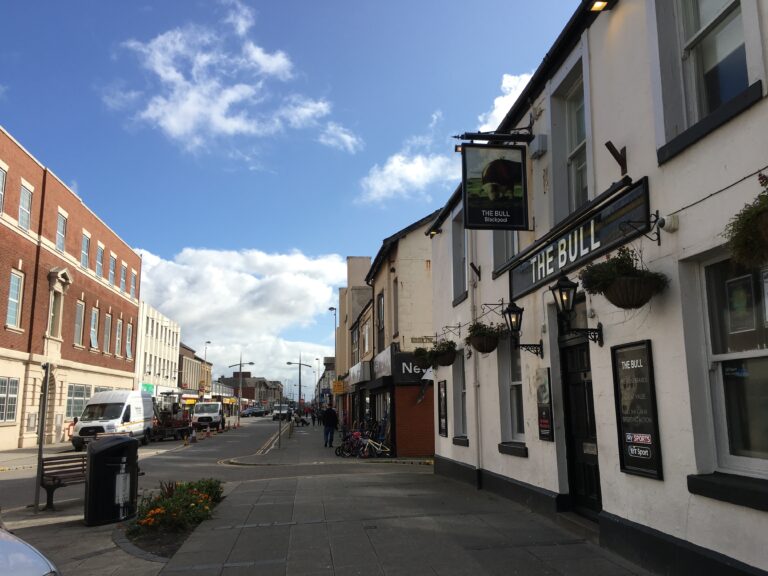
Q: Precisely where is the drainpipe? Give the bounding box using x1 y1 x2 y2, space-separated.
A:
468 228 483 485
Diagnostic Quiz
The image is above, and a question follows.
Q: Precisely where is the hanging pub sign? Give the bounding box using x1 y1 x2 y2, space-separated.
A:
611 340 663 480
462 144 528 230
438 380 448 437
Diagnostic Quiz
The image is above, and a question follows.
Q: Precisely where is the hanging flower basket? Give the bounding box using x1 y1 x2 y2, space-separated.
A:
468 334 499 354
580 247 669 310
435 349 457 366
602 276 665 309
464 320 506 354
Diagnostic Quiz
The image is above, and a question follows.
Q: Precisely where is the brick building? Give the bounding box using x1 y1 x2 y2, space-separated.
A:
0 126 141 449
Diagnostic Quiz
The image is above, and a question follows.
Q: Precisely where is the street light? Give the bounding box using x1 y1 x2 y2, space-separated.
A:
287 353 312 410
228 353 254 427
203 340 211 395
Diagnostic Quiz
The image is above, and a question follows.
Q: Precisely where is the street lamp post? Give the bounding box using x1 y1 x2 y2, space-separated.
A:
228 353 254 428
203 340 211 395
287 354 312 412
329 307 337 407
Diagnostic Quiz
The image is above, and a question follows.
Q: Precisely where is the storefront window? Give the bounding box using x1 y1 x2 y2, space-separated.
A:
721 357 768 460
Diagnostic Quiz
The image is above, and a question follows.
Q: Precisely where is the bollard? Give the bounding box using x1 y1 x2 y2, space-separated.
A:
206 426 211 438
190 428 197 443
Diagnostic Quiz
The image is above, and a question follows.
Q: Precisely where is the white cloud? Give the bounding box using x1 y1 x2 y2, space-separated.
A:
0 84 7 99
222 0 255 37
319 122 364 154
360 154 458 203
110 13 344 159
477 73 533 132
359 111 459 204
138 247 345 381
242 41 293 80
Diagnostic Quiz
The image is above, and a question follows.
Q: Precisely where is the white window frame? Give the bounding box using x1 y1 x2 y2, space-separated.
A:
650 0 765 147
497 336 525 443
548 41 594 224
56 212 67 252
126 323 133 359
108 255 116 285
130 271 136 298
701 255 768 477
103 313 112 353
452 351 467 437
115 318 123 357
80 233 90 268
493 230 518 270
120 264 127 292
0 377 19 422
89 307 99 349
6 270 23 328
18 184 32 231
0 161 7 213
362 320 370 354
66 384 91 419
96 245 104 277
74 300 85 346
452 210 467 301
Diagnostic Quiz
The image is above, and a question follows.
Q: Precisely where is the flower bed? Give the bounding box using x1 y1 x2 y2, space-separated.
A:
128 478 223 538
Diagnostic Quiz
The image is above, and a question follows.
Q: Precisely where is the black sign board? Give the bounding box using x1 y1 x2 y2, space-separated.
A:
611 340 663 480
438 381 448 437
462 144 528 230
536 368 554 441
510 178 650 299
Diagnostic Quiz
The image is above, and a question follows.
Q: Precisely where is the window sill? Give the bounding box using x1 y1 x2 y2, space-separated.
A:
687 472 768 512
657 81 763 165
73 343 85 350
4 325 24 334
498 442 529 458
452 436 469 447
452 290 468 308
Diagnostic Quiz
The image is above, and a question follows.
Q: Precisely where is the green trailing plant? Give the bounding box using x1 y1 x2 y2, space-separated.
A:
413 347 431 368
428 339 457 366
463 320 506 345
723 173 768 268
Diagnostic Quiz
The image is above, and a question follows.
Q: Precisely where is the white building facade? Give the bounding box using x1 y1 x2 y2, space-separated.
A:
429 2 768 575
135 301 181 397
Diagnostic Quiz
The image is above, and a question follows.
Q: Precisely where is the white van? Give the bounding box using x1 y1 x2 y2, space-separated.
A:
192 401 225 431
71 390 153 451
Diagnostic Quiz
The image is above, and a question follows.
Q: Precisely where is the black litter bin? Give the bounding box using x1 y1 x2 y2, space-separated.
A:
84 436 139 526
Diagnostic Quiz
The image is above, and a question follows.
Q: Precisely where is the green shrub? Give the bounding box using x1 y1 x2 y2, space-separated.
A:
723 173 768 268
579 246 668 296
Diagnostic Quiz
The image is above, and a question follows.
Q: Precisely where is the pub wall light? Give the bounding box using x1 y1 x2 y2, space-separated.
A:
589 0 617 11
502 302 544 358
549 276 603 346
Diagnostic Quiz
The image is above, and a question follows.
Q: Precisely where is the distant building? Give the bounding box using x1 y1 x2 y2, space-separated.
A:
0 126 141 449
134 301 180 397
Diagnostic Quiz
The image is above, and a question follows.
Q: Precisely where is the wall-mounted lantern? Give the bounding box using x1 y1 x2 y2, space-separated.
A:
549 276 603 346
502 302 544 358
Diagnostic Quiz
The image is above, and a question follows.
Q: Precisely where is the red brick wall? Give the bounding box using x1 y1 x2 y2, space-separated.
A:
0 128 140 373
395 384 434 457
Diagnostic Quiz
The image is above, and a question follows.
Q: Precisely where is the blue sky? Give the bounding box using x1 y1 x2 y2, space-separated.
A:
0 0 577 393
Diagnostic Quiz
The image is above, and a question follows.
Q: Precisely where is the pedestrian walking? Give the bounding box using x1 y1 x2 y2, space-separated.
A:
322 404 338 447
311 410 316 427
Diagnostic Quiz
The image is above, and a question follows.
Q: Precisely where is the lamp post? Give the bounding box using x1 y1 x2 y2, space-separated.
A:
287 354 312 412
203 340 211 396
228 353 254 427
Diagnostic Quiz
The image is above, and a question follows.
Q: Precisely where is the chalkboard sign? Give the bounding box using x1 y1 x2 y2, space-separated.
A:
611 340 663 480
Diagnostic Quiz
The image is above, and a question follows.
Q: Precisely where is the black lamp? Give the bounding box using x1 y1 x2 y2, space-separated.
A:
502 303 544 358
549 276 603 347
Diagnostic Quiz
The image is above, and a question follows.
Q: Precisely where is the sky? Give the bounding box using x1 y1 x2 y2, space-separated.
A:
0 1 578 395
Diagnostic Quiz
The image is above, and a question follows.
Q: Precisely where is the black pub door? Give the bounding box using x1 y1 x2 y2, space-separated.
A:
561 342 602 518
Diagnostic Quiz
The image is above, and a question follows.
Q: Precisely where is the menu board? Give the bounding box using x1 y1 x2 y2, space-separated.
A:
611 340 663 479
438 381 448 438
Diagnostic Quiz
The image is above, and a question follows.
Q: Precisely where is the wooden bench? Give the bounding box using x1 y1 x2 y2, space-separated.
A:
40 453 87 510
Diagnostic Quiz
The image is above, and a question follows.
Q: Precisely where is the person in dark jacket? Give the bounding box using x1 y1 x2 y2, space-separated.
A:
322 405 338 447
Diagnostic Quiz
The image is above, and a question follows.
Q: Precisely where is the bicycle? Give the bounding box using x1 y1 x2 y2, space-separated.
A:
360 437 391 458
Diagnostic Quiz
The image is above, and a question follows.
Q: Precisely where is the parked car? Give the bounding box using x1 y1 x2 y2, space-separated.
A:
0 527 60 575
272 404 292 420
240 406 266 417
